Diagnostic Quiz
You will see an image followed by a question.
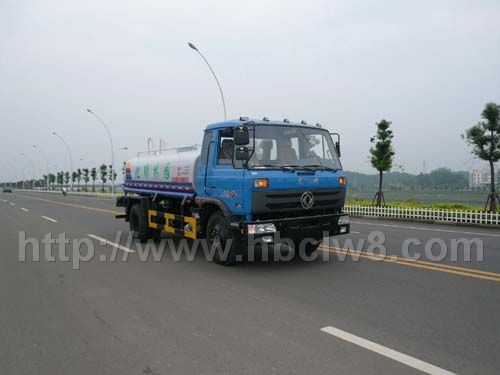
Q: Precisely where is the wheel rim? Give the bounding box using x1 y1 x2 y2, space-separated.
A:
209 225 222 245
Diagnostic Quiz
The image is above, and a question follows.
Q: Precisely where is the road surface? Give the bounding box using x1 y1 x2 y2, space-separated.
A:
1 191 499 374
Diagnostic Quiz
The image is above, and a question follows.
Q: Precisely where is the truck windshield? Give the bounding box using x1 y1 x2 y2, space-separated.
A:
247 125 342 170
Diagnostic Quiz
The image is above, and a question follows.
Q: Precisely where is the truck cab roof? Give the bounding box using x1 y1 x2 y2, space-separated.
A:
205 118 325 132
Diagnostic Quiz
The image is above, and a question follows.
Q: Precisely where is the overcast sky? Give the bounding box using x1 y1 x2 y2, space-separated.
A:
1 0 499 181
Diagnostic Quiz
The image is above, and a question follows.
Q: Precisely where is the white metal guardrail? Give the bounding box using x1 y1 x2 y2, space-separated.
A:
344 205 500 226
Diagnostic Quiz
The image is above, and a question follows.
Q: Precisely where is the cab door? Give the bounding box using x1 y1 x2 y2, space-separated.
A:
205 128 246 214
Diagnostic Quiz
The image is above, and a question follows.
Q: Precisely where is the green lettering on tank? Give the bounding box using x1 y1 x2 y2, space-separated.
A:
143 164 150 178
153 163 160 178
134 166 141 179
163 163 171 180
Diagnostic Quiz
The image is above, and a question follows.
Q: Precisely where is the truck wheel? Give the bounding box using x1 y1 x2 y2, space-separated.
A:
206 212 239 265
294 240 320 258
129 204 152 242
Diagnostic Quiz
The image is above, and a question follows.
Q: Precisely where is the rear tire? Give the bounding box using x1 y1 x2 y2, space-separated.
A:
129 203 160 242
206 212 240 265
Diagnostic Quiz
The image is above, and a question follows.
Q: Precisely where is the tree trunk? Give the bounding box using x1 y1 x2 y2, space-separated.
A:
377 170 383 207
489 160 497 213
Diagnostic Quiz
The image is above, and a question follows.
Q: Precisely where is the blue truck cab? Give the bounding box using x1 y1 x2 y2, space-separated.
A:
117 117 349 264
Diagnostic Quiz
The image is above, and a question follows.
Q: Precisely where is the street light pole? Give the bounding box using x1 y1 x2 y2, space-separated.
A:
86 109 115 196
20 153 37 189
4 158 19 189
52 132 74 191
33 145 50 190
188 42 227 121
11 160 25 189
0 162 13 189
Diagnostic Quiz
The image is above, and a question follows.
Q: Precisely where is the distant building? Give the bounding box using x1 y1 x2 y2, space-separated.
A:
469 166 499 189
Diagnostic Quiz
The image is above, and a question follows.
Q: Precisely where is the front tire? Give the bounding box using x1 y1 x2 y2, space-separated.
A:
206 212 240 265
294 240 321 258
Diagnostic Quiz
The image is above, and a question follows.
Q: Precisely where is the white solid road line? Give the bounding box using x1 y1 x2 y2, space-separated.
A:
21 208 29 212
352 220 500 238
41 216 58 223
321 326 458 375
88 234 135 253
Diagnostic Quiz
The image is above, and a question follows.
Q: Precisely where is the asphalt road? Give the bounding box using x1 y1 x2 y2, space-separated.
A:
1 191 499 375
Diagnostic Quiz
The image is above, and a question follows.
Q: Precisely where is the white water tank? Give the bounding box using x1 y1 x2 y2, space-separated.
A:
124 145 201 195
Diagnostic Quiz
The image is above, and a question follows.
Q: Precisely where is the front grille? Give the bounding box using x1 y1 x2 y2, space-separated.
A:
252 189 345 220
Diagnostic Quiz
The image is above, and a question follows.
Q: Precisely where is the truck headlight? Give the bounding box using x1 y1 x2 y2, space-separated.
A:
338 215 349 225
248 223 276 234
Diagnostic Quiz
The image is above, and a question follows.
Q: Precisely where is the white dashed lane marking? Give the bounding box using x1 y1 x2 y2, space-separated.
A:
41 216 58 223
321 326 459 375
88 234 135 253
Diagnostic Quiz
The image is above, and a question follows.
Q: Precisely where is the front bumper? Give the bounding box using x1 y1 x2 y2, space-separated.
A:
232 213 350 242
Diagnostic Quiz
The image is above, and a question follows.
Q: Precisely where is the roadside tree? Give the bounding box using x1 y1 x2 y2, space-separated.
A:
463 102 500 212
99 164 108 193
90 168 97 192
369 119 395 206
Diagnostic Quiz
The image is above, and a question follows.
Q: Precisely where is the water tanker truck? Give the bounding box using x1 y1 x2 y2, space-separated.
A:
116 117 350 264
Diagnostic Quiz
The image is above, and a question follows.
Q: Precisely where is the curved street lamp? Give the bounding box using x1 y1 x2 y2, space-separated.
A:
86 109 116 196
188 42 227 121
0 161 16 189
52 131 74 191
8 157 24 189
33 145 50 190
20 153 37 189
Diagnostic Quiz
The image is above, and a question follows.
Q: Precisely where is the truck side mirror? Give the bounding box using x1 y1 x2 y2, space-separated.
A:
330 132 341 158
235 146 250 160
234 126 250 145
